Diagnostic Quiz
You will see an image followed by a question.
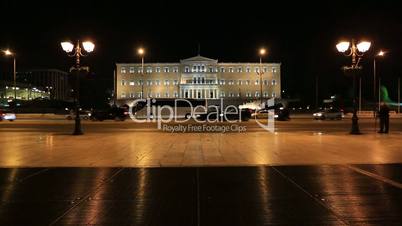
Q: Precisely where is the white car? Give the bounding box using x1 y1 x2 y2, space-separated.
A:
0 112 16 121
313 108 344 120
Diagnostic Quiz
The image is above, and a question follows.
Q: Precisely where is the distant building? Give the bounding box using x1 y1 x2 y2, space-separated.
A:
0 80 50 101
116 55 281 102
18 69 70 100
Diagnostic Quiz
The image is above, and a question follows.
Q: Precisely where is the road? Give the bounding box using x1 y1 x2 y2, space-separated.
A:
1 117 401 133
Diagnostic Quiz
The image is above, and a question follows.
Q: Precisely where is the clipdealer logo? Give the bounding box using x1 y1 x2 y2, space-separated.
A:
127 98 275 133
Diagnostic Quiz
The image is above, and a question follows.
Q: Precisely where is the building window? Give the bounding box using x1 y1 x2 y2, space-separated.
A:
121 67 126 74
272 67 277 73
165 92 169 97
174 91 178 97
137 67 143 73
263 80 268 85
237 67 242 73
173 67 179 73
272 92 276 97
255 67 260 73
121 92 126 98
229 92 234 97
245 80 250 85
121 80 126 86
156 67 161 73
173 80 178 85
228 80 234 85
255 79 259 85
246 67 250 73
164 67 169 73
137 80 143 86
146 67 152 73
147 80 152 86
137 92 142 98
220 79 226 85
164 80 170 86
263 67 268 73
246 92 251 97
255 91 260 97
209 67 214 73
220 67 225 73
185 66 190 73
129 81 135 86
229 67 234 73
201 65 206 72
263 92 268 97
272 79 276 85
220 91 225 97
129 67 135 73
130 92 135 98
156 93 160 98
155 80 160 86
238 80 243 85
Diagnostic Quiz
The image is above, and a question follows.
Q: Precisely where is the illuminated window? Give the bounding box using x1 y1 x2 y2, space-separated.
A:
129 67 135 73
229 67 234 73
220 67 225 73
185 66 190 73
238 80 243 85
156 67 161 73
121 67 126 74
121 92 126 98
164 80 170 86
237 67 242 73
245 80 250 85
263 80 268 85
220 79 226 85
121 80 126 86
263 67 267 73
155 80 160 86
164 67 169 73
246 67 250 73
146 67 152 73
173 67 179 72
129 81 135 86
272 79 276 85
255 91 260 97
272 67 277 73
255 79 259 85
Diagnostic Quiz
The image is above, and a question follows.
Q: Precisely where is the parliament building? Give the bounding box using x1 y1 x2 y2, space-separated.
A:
116 55 281 102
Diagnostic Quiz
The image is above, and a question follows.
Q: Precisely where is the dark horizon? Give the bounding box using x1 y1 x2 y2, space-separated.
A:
1 0 402 105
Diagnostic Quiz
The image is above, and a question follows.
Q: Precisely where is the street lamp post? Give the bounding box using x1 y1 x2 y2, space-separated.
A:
336 39 371 134
373 50 385 110
60 40 95 135
2 50 17 100
258 48 266 106
138 48 145 98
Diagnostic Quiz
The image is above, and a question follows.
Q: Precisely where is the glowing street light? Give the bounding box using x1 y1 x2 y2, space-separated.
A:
138 47 145 98
2 49 17 100
60 40 95 135
257 48 267 105
336 39 371 134
374 50 386 110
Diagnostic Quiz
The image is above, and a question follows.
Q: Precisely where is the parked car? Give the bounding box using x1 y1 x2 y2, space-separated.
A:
90 106 129 121
313 108 344 120
196 107 251 121
0 109 16 121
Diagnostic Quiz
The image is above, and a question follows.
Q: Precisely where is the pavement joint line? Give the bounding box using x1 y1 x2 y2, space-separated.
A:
48 167 125 226
347 165 402 189
271 166 350 226
17 168 49 183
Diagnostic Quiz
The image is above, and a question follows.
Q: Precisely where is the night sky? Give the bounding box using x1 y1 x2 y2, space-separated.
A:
1 0 401 106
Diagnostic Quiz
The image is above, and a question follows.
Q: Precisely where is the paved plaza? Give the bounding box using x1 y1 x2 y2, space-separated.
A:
1 118 402 167
1 118 402 225
0 165 402 225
